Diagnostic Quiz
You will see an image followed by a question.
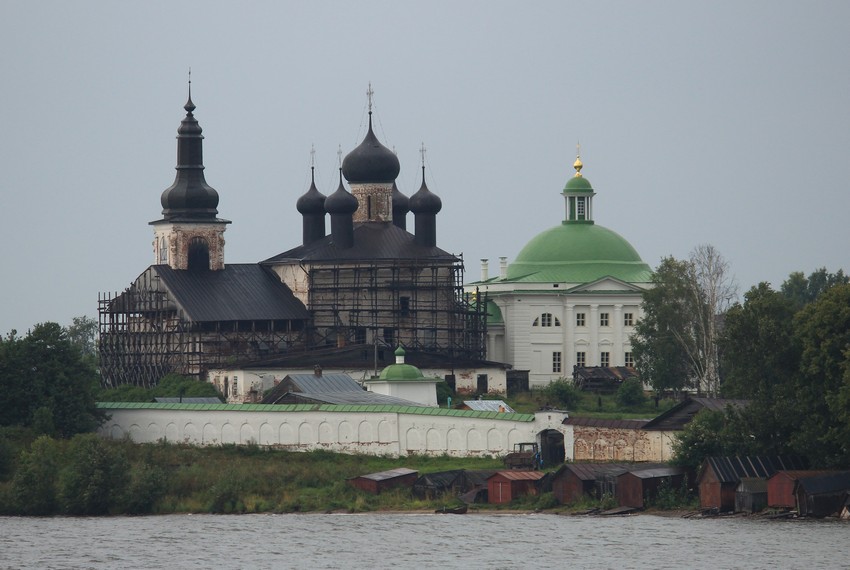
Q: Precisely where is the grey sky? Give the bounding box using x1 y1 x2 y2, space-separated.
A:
1 1 848 334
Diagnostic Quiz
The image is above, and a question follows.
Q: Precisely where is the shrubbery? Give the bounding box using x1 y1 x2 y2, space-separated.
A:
541 378 581 409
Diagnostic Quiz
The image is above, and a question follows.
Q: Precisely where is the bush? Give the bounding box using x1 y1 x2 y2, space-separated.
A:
12 436 61 515
542 379 581 409
59 434 129 515
616 378 647 408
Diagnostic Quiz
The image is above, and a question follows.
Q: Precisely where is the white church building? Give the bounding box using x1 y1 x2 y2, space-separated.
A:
467 155 653 388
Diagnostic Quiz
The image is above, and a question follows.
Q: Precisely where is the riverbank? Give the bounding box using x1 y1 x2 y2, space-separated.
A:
0 433 698 517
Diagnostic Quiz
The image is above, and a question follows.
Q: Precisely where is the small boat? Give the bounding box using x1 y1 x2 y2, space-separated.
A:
435 504 468 514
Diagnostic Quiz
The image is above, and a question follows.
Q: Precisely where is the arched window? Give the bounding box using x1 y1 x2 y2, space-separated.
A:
187 237 210 271
159 237 169 264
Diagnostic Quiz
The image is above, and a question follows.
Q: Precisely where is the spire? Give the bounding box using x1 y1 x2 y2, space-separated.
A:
573 142 583 178
159 85 220 221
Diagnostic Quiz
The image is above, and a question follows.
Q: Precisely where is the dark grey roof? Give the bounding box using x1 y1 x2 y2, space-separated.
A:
564 417 649 429
797 471 850 495
154 397 222 404
153 264 310 322
699 456 807 484
642 397 750 431
261 222 458 264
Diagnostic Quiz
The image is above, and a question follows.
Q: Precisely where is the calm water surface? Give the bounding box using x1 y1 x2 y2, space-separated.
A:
1 513 846 569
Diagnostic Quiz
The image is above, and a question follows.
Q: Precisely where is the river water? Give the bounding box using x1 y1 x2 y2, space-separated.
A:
1 512 846 569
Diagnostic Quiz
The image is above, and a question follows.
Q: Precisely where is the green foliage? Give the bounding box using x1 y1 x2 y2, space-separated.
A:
123 462 168 514
781 268 848 309
59 434 129 515
96 384 154 402
646 478 697 510
671 409 729 472
541 378 582 409
632 256 700 395
436 381 454 406
0 322 104 436
616 378 647 408
11 436 61 515
153 373 221 399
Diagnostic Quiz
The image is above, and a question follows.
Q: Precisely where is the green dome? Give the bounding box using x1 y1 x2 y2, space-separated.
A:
563 176 594 193
507 223 652 284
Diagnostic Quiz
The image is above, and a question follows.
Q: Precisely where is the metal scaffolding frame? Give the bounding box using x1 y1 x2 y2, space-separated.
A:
98 284 305 389
304 255 487 359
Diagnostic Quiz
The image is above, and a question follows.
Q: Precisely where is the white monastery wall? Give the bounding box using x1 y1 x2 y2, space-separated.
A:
98 406 568 458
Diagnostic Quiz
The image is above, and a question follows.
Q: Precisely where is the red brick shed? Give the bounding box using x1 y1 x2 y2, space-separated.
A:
488 471 546 504
767 470 834 509
616 466 687 508
348 468 418 495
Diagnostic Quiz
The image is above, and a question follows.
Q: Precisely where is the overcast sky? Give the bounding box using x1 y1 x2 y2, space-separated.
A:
1 1 848 334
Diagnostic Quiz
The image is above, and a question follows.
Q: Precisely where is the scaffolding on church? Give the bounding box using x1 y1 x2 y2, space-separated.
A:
304 255 487 360
98 283 305 389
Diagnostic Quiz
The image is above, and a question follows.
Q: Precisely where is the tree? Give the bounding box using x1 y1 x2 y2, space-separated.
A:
0 323 104 436
616 378 647 408
66 315 99 367
632 245 736 396
59 434 129 515
781 268 848 309
789 283 850 467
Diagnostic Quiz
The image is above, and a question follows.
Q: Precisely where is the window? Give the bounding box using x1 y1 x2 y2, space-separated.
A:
624 312 634 327
600 313 609 327
625 352 635 367
232 377 238 397
576 351 586 367
541 313 552 327
159 237 168 263
399 297 410 317
383 328 395 345
600 351 610 367
354 327 367 344
576 312 586 327
577 197 586 219
554 317 561 326
532 317 539 327
553 351 562 373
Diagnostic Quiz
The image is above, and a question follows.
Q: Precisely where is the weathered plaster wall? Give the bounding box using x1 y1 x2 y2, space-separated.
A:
562 424 675 463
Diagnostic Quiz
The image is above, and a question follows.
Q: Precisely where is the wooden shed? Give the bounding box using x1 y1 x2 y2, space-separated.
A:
767 470 834 509
348 468 418 495
551 463 631 505
697 456 806 512
735 478 768 513
488 471 546 504
616 466 688 508
796 471 850 518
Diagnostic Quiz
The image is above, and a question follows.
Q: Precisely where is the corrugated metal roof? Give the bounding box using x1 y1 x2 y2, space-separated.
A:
797 471 850 495
564 417 649 429
462 400 516 413
96 401 535 421
286 373 362 393
263 222 459 264
625 466 687 479
280 391 426 407
643 397 750 431
354 467 418 482
153 264 310 322
702 456 807 484
490 471 547 481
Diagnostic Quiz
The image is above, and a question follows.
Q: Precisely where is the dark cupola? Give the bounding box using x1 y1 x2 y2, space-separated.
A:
296 165 327 246
409 152 442 247
324 168 358 249
342 85 398 224
391 182 409 230
341 115 400 184
159 91 220 221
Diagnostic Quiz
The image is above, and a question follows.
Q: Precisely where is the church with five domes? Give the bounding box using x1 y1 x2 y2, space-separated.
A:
99 88 488 391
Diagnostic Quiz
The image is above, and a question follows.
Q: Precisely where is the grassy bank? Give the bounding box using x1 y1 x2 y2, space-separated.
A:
0 430 697 517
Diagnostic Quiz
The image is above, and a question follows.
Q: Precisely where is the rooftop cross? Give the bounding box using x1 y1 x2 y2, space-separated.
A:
367 82 374 114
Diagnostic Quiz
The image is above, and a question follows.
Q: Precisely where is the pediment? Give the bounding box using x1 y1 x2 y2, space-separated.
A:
567 276 647 294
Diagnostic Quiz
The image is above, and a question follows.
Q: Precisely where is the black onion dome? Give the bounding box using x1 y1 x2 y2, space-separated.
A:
160 96 220 220
408 169 442 215
391 182 409 213
324 170 358 214
341 114 400 183
296 168 326 214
